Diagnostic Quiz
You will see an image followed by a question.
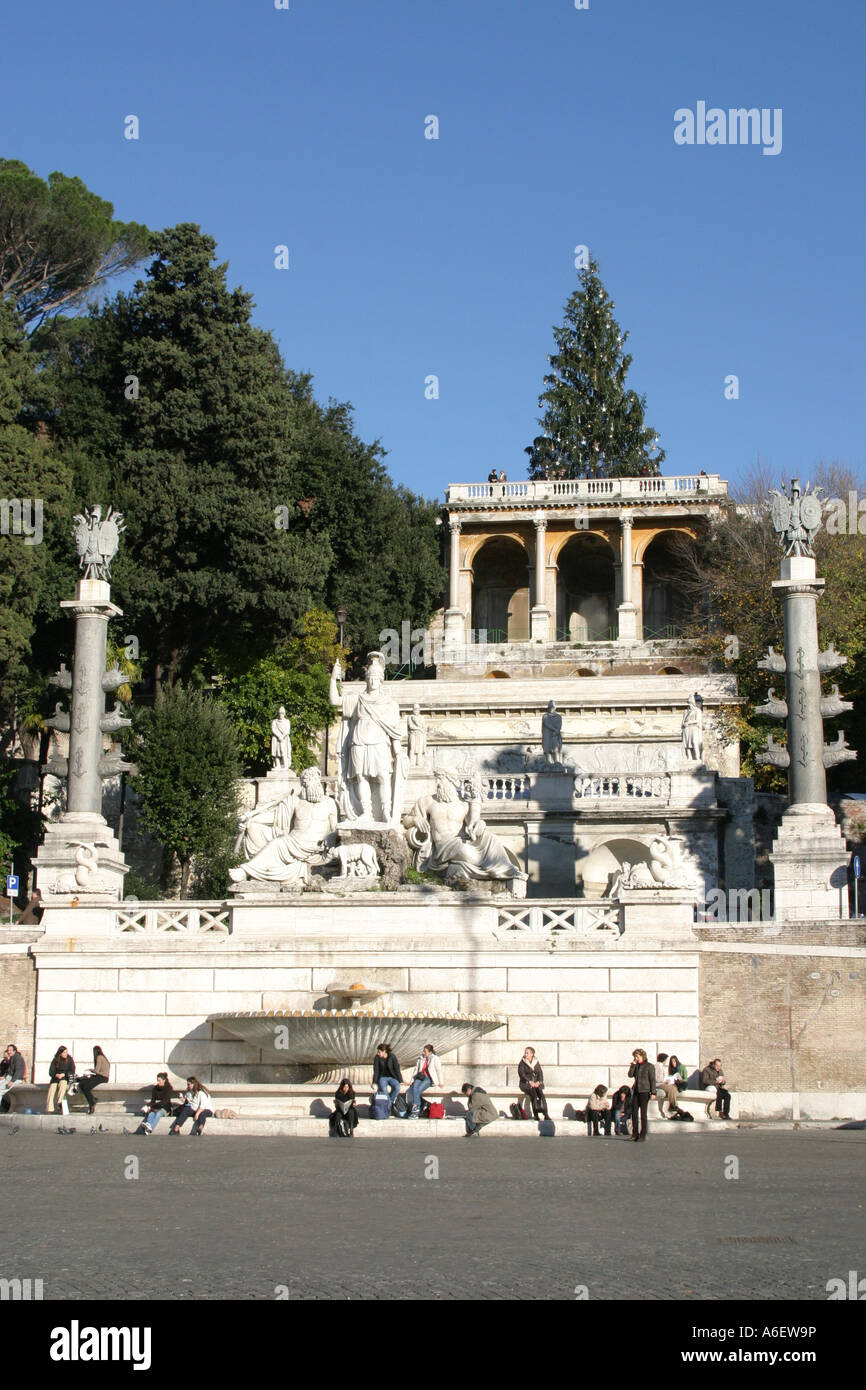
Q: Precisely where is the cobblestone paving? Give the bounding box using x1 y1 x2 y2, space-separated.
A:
0 1129 862 1300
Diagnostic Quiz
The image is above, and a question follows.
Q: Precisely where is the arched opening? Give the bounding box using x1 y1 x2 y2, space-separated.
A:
581 837 652 897
658 665 683 675
471 537 530 642
642 532 694 638
556 534 615 642
485 670 511 679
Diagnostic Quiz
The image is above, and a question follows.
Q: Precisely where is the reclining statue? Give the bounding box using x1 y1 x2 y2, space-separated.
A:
405 770 528 892
229 768 337 885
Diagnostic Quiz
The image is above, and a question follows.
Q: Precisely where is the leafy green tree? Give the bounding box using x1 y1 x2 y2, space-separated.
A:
0 301 72 735
0 159 150 329
0 761 41 887
133 685 242 897
213 609 342 773
526 256 665 479
33 224 444 688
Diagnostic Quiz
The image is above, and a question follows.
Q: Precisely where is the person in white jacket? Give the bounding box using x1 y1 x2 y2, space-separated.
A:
406 1044 443 1117
168 1077 214 1136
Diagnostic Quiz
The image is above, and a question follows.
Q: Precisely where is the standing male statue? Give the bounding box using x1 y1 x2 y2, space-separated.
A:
407 702 428 767
681 692 704 762
329 652 406 825
541 699 563 766
270 706 292 773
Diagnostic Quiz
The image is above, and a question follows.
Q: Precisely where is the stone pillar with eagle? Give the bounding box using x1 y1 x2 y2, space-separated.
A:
32 505 136 904
755 479 854 920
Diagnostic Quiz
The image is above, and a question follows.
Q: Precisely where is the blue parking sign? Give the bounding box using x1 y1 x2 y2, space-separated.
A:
854 856 861 880
6 875 18 894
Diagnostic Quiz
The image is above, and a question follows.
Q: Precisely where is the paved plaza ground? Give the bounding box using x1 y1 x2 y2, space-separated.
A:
1 1129 862 1301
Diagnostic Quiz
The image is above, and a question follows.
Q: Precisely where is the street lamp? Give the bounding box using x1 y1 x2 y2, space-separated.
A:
336 605 347 648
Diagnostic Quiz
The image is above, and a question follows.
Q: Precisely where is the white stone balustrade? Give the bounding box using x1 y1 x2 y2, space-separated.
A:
446 474 726 506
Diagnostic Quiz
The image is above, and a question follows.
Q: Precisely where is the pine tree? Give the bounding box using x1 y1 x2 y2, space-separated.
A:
0 302 72 726
526 257 665 480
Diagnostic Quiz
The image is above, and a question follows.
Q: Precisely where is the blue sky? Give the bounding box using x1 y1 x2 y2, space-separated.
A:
4 0 864 501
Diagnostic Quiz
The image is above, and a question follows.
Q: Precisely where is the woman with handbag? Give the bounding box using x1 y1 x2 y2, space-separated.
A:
517 1046 549 1120
406 1043 443 1117
45 1046 75 1113
78 1045 110 1114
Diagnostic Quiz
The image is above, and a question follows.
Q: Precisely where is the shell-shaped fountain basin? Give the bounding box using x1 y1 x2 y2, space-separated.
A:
209 1009 506 1068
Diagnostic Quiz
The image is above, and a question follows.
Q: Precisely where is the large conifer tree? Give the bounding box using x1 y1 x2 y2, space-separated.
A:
526 256 665 480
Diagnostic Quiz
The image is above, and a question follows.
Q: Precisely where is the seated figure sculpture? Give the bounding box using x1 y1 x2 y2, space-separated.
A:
229 767 338 885
405 770 528 893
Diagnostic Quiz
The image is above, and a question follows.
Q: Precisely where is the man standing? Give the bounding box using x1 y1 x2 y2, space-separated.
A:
627 1047 656 1142
461 1082 499 1139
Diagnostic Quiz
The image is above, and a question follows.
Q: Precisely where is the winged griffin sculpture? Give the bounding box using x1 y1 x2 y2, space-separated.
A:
767 478 823 558
73 505 126 581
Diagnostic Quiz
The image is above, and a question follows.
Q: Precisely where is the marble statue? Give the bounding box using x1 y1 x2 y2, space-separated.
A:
407 703 427 767
229 767 338 884
329 653 406 826
52 843 112 894
72 505 125 582
681 692 703 761
607 835 695 893
323 842 380 878
541 700 563 765
405 770 528 890
234 787 295 860
270 706 292 773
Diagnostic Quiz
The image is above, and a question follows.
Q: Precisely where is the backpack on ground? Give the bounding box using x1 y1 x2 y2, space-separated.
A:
370 1094 391 1120
391 1093 408 1118
672 1108 694 1122
510 1103 527 1120
428 1101 445 1119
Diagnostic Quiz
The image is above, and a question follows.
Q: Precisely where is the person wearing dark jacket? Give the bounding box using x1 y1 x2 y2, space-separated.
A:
0 1044 26 1113
610 1082 632 1135
372 1043 403 1109
136 1073 175 1134
330 1079 359 1136
78 1045 110 1114
700 1058 731 1119
46 1046 75 1114
627 1048 656 1141
517 1046 549 1120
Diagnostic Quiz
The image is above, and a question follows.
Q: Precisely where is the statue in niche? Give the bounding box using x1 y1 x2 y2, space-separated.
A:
405 769 528 890
229 767 338 885
541 700 564 766
407 703 428 767
330 652 406 826
270 707 292 773
681 692 704 762
606 835 695 893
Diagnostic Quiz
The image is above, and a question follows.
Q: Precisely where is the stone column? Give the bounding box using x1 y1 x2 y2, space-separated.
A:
617 511 638 643
530 512 551 643
443 516 465 652
763 554 853 921
33 578 130 903
64 581 118 814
